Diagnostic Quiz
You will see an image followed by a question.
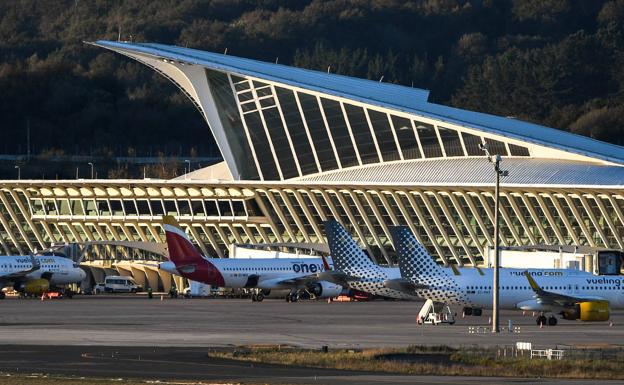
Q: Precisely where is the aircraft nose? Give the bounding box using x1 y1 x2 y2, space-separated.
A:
78 268 87 281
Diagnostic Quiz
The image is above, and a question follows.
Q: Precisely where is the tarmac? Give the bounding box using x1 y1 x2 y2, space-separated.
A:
0 296 623 384
0 296 622 349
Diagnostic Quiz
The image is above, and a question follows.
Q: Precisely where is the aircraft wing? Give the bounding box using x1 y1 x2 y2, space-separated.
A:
1 256 40 280
257 273 322 288
523 271 607 307
316 270 361 286
384 278 428 294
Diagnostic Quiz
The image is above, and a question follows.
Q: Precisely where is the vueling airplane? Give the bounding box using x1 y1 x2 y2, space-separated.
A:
0 254 86 298
322 220 586 304
159 216 342 302
322 220 420 299
392 226 624 325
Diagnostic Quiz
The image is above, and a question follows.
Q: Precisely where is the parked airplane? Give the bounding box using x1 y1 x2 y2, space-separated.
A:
322 220 586 304
392 226 624 325
0 254 86 298
159 216 342 301
322 220 419 300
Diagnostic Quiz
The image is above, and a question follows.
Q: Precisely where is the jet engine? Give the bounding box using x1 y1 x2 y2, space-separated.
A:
308 281 342 298
16 279 50 295
562 301 610 322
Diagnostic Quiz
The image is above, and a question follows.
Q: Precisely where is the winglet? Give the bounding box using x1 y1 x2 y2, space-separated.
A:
523 271 541 292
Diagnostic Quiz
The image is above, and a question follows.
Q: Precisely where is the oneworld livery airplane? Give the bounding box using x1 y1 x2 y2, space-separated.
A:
392 226 624 325
159 216 342 301
0 254 86 298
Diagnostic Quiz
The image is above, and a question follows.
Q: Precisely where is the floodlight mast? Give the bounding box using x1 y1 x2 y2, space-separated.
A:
479 142 508 333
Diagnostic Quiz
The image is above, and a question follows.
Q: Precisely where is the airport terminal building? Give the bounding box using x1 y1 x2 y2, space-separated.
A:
0 40 623 275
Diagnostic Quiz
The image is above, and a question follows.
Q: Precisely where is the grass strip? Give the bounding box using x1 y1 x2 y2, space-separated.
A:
208 345 624 380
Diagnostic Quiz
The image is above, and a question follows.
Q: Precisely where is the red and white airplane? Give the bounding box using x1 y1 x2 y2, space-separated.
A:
159 216 342 301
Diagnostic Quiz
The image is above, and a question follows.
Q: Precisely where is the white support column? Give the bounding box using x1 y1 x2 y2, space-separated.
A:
348 190 391 264
533 194 566 245
271 84 302 177
578 194 609 248
363 108 383 162
330 189 377 261
546 192 581 245
187 225 210 256
399 190 450 265
386 114 404 161
503 192 538 245
473 192 509 247
340 102 362 166
293 91 322 173
199 224 224 258
0 190 34 253
447 192 483 256
227 74 264 180
418 192 463 265
560 193 596 247
291 189 324 242
259 189 296 242
277 190 311 243
317 95 342 169
517 193 551 244
8 189 46 249
434 192 477 266
591 193 624 249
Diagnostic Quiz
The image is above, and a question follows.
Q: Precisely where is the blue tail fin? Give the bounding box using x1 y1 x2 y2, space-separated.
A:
324 220 382 277
390 226 446 279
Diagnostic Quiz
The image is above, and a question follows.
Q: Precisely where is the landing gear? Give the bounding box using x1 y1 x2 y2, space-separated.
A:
251 289 266 302
535 313 558 326
286 289 299 303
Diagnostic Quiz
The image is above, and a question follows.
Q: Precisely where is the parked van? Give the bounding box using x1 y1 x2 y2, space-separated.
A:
104 275 141 293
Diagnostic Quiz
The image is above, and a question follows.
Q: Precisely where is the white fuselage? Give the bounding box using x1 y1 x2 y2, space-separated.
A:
415 268 624 311
160 257 333 290
0 255 86 286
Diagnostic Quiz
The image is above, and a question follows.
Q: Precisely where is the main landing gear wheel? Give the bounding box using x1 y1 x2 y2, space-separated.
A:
251 293 257 302
536 315 547 326
548 316 558 326
473 308 483 316
286 293 299 302
255 292 264 302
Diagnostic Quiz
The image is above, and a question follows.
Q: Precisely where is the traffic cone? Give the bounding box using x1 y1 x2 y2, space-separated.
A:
40 293 45 301
609 320 613 327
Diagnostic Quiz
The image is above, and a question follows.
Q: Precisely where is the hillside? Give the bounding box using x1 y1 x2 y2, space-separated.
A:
1 0 623 176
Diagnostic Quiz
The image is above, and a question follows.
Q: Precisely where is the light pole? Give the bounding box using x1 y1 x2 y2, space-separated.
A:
14 165 20 180
479 143 508 333
184 159 191 179
88 162 94 179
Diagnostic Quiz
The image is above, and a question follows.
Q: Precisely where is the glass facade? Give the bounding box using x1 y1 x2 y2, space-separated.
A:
320 98 359 167
205 70 259 180
205 69 531 182
298 93 338 171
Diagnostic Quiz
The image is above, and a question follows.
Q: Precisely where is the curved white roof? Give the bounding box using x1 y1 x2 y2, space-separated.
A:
92 40 624 166
298 158 624 187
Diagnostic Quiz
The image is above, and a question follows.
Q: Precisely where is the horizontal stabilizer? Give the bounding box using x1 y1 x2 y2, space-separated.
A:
317 270 360 286
384 278 428 294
